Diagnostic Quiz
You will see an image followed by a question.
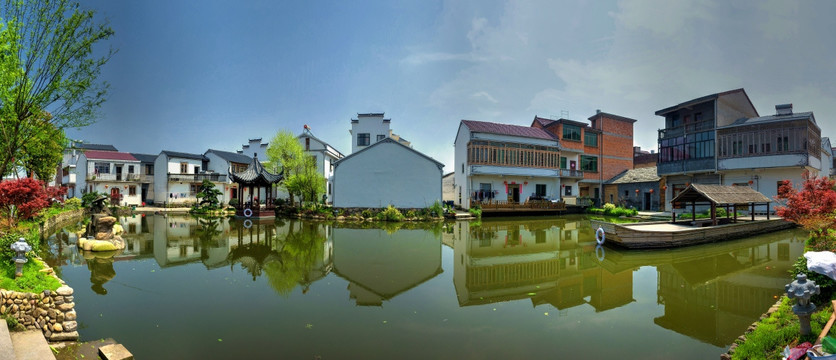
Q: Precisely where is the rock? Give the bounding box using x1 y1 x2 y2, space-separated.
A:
64 296 73 302
57 303 74 312
56 286 73 296
99 343 134 360
42 297 50 304
113 224 124 235
56 313 64 322
53 296 64 305
13 299 21 304
44 329 52 338
49 331 78 341
42 290 50 297
65 310 76 321
11 305 18 313
47 309 56 319
62 321 77 332
52 323 63 332
1 305 5 314
95 231 114 240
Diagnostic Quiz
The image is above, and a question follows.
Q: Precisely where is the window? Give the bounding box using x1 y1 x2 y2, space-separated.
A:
128 186 136 196
564 186 572 196
535 230 546 244
624 190 628 198
584 132 598 147
535 184 546 197
193 165 199 174
128 165 135 174
146 164 154 175
305 137 310 150
180 162 188 174
580 155 598 172
461 163 464 174
562 124 581 141
190 184 199 195
559 157 567 169
376 134 386 142
358 133 370 146
94 163 110 174
328 183 331 195
479 183 492 192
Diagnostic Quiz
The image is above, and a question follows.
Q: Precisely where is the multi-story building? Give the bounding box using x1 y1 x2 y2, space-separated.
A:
299 129 344 203
130 153 157 205
58 142 118 198
531 111 637 205
348 113 410 154
76 150 143 206
656 89 824 212
153 151 226 206
454 120 561 209
822 138 833 179
204 149 252 205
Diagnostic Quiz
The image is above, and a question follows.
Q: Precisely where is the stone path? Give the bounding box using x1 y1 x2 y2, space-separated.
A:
9 330 56 360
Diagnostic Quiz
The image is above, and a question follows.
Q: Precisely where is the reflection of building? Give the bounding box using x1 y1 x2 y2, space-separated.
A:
332 228 442 306
451 219 634 313
653 231 804 346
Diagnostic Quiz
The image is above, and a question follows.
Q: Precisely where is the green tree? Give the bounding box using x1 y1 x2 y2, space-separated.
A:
266 130 305 206
195 179 222 209
17 113 66 181
0 0 114 177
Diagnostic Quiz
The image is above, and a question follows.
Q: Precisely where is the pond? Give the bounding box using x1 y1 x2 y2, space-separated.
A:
42 214 806 359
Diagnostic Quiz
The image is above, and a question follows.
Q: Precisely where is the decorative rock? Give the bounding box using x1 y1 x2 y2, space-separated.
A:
65 310 76 321
57 302 74 312
62 321 77 332
52 323 63 332
64 296 73 303
99 343 134 360
56 286 73 296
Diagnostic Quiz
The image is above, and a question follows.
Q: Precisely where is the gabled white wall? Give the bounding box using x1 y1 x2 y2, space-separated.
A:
334 141 442 208
350 115 391 154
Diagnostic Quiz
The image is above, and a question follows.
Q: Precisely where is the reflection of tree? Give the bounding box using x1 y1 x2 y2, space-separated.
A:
196 218 223 247
262 222 326 297
228 243 276 281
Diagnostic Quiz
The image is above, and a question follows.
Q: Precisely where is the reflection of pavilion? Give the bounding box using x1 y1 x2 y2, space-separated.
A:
653 230 804 346
452 219 634 312
332 227 442 306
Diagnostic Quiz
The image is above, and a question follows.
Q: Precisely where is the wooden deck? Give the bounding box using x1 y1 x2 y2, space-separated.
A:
474 200 567 214
591 217 795 249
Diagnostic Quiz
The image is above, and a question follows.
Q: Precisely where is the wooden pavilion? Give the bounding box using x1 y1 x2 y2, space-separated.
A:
229 154 283 218
669 184 772 226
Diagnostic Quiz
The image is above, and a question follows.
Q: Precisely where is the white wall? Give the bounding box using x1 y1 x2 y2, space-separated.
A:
350 115 391 154
722 168 810 202
334 141 442 208
454 124 470 208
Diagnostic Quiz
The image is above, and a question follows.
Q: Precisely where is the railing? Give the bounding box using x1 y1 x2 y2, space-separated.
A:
168 173 227 182
62 173 76 184
87 173 141 182
473 199 566 211
559 169 584 178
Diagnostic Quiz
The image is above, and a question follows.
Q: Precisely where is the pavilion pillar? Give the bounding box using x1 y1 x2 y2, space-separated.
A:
733 205 738 223
711 202 717 226
751 203 755 221
691 201 696 222
767 202 770 220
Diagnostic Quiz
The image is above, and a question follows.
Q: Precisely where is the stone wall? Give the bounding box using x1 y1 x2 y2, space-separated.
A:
39 208 86 240
1 261 78 342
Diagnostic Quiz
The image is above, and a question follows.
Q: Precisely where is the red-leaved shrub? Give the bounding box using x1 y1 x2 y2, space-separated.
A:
0 178 50 226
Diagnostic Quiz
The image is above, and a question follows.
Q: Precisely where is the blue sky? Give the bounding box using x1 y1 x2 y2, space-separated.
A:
70 0 836 169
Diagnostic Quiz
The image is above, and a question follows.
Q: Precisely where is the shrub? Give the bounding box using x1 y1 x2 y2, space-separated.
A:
64 197 82 209
603 203 616 211
361 209 374 219
404 210 417 218
468 207 482 218
428 201 443 218
81 191 104 208
376 205 404 222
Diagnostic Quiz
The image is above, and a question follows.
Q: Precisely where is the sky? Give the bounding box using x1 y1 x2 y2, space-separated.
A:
68 0 836 170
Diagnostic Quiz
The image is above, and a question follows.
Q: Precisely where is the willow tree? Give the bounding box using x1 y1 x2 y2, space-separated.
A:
266 130 326 207
0 0 114 177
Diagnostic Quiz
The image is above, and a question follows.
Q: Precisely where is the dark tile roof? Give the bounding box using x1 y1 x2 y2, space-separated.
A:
130 153 158 164
461 120 556 141
161 150 207 161
588 111 638 124
655 88 756 116
229 154 282 185
84 150 138 162
533 116 556 128
206 149 252 164
73 143 118 151
605 167 660 184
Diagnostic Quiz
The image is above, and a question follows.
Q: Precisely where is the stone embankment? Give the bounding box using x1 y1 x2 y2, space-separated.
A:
1 267 79 342
38 208 85 239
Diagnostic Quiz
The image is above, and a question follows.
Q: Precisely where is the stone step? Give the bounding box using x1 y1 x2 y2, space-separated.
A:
0 322 15 360
10 330 56 360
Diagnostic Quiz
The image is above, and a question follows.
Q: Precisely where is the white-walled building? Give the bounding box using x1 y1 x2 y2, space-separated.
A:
299 130 344 203
237 138 268 159
822 138 833 179
59 143 118 199
333 138 443 208
204 149 252 205
454 120 561 210
75 150 143 206
130 153 157 205
348 113 410 154
153 150 225 206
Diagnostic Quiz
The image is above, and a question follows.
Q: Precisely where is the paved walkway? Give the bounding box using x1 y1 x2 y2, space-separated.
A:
9 330 56 360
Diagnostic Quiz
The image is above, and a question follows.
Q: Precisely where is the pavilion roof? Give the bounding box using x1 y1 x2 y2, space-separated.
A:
229 154 282 186
670 184 771 205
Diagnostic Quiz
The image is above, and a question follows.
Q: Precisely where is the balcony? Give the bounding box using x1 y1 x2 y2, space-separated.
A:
559 169 584 178
62 173 76 185
87 173 142 182
168 173 227 183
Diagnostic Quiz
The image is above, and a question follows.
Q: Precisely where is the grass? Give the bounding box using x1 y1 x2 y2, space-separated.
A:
0 258 61 293
731 297 832 359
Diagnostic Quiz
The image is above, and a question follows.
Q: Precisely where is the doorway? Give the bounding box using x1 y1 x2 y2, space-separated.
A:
110 187 121 205
115 165 123 181
507 184 520 203
644 192 651 211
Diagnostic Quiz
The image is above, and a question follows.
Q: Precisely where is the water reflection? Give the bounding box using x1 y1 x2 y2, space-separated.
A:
450 218 634 313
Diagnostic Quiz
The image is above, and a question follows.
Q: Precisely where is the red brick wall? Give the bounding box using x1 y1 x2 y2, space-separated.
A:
589 114 635 182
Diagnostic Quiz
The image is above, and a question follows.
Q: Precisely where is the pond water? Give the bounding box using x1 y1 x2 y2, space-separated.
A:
42 214 806 359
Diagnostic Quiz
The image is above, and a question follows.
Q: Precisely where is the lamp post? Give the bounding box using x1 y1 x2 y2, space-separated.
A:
786 273 820 335
10 237 31 278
